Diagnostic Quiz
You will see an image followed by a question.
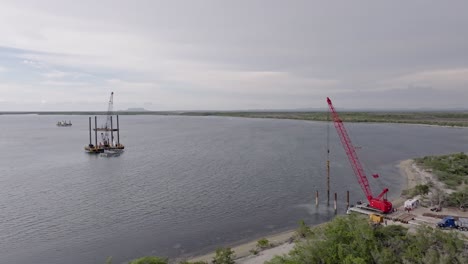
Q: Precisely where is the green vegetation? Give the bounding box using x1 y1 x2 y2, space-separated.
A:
189 111 468 127
3 110 468 127
414 184 430 195
266 214 468 264
402 183 431 198
446 187 468 209
295 220 313 239
414 153 468 209
212 247 235 264
128 256 168 264
256 238 271 249
415 152 468 190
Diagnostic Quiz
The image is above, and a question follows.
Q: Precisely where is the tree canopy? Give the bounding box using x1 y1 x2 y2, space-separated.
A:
267 214 467 264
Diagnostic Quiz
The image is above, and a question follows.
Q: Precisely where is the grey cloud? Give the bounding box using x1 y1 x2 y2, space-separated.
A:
1 0 468 110
332 85 467 110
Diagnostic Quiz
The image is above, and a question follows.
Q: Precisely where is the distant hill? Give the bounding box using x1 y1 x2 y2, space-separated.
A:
123 108 148 112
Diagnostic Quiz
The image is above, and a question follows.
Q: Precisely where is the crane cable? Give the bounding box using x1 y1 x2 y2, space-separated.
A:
327 106 331 204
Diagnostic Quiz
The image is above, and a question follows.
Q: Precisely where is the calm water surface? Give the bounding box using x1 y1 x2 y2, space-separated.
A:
0 115 467 264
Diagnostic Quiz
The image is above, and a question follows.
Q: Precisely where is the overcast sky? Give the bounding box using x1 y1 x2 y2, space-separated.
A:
0 0 467 111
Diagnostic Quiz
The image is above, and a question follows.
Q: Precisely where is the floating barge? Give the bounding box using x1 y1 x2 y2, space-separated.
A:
84 115 124 153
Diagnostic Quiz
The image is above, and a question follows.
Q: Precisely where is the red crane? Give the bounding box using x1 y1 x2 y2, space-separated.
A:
327 97 393 213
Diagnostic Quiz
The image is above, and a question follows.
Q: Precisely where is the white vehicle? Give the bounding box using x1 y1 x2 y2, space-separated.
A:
404 198 419 210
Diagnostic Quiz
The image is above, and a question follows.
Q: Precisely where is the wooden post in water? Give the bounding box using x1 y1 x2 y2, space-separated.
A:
94 116 98 147
88 117 92 145
334 192 337 213
347 190 350 210
110 116 114 146
117 115 120 145
315 190 319 206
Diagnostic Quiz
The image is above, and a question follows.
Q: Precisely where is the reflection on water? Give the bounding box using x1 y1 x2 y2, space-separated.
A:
0 115 466 264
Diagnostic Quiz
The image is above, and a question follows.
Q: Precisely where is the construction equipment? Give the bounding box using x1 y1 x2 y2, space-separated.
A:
327 97 393 213
101 92 114 146
369 214 384 225
437 216 468 231
84 92 124 154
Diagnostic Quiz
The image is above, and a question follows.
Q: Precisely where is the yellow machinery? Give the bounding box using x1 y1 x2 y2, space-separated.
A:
369 214 384 225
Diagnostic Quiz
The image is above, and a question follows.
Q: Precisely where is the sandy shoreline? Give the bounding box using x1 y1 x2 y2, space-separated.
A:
184 159 418 264
393 159 419 207
185 229 296 263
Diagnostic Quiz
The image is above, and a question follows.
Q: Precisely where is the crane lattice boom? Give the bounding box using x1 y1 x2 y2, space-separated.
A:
101 92 114 146
327 97 392 213
105 92 114 130
327 97 372 201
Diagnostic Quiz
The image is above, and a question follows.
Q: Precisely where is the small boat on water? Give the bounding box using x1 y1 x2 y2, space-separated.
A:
57 121 72 127
99 149 123 157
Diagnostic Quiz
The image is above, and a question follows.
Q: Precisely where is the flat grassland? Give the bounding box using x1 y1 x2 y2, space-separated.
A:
183 111 468 127
3 111 468 127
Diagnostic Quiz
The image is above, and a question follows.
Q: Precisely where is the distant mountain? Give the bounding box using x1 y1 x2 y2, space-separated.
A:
122 108 148 112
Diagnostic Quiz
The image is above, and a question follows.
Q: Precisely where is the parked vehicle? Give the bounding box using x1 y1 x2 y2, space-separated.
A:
404 198 419 210
437 216 468 231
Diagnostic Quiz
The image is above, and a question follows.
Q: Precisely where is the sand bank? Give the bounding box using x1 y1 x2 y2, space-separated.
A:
185 230 295 263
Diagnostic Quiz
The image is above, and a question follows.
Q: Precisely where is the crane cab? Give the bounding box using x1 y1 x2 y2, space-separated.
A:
370 199 393 214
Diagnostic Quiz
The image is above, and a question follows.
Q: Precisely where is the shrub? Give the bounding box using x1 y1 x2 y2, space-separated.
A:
212 247 235 264
415 153 468 190
266 214 468 264
446 187 468 209
256 238 271 249
295 220 312 239
414 184 430 195
129 256 168 264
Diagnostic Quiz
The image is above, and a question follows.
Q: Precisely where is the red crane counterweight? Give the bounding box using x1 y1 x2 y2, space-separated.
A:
326 97 392 213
